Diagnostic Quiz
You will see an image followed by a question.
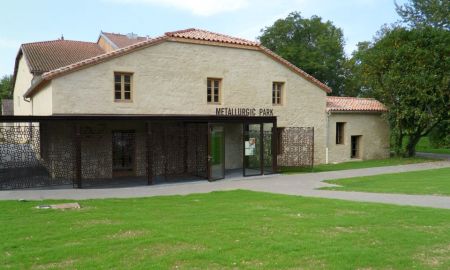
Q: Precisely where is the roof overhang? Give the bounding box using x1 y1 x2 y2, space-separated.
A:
327 110 387 114
0 114 277 123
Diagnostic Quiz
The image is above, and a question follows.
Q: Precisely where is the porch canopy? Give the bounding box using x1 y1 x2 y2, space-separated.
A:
0 114 278 189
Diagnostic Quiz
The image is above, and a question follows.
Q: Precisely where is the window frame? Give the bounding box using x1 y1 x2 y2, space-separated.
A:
335 122 345 145
272 82 284 105
114 72 134 102
207 78 222 104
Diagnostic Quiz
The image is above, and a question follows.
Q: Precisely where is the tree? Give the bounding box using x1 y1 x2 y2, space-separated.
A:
259 12 347 95
342 41 371 97
395 0 450 30
0 74 13 101
359 26 450 156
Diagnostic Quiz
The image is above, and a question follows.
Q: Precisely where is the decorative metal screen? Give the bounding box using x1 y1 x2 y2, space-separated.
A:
277 127 314 168
0 123 75 189
149 122 208 182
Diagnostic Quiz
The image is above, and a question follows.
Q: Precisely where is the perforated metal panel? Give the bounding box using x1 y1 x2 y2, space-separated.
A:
277 127 314 168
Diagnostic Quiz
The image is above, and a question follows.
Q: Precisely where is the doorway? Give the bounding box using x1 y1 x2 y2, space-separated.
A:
112 130 136 177
243 123 274 177
351 135 361 159
208 124 225 181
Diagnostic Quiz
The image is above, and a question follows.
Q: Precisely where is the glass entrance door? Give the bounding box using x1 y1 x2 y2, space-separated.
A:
243 123 263 176
208 124 225 181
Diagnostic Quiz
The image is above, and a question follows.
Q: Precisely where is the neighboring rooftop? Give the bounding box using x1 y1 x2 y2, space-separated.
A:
326 96 388 112
1 99 13 116
101 32 148 49
21 40 105 74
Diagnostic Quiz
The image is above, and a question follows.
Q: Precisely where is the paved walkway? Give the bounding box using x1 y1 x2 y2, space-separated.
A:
1 160 450 209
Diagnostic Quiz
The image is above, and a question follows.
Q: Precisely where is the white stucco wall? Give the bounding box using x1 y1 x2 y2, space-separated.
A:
49 41 328 163
13 55 33 115
327 112 390 163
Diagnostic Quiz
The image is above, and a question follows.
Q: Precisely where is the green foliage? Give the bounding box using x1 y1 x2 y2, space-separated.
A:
428 120 450 148
323 167 450 195
342 41 371 97
258 12 347 95
395 0 450 30
358 27 450 156
0 74 12 101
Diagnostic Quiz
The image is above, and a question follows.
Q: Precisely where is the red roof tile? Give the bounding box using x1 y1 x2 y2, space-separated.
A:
165 28 259 47
101 32 148 49
21 40 105 74
326 96 387 112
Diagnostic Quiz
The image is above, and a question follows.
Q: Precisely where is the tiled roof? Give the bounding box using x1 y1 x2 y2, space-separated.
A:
101 32 148 49
165 28 259 46
326 96 388 112
21 40 105 74
24 28 333 97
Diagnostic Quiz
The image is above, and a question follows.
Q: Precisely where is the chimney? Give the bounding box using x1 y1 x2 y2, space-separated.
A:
126 32 138 40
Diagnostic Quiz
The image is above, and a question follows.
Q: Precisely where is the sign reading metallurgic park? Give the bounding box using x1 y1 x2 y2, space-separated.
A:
215 107 274 116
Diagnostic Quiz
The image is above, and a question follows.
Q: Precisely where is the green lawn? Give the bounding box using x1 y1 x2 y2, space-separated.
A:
322 167 450 196
280 157 434 174
2 191 450 269
416 137 450 155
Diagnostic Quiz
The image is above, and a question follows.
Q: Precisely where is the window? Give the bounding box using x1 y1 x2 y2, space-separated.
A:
272 82 284 105
207 78 221 104
114 73 132 101
276 127 285 154
336 122 345 144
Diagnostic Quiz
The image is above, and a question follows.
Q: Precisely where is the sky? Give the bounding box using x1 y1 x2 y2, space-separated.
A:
0 0 407 77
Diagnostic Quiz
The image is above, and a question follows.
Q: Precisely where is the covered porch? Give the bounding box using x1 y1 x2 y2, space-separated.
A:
0 115 281 189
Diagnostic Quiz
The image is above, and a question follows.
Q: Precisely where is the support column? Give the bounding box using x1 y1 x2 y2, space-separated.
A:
146 122 153 185
74 123 82 188
272 119 278 173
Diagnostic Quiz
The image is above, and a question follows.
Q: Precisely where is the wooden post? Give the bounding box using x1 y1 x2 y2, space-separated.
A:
260 123 264 175
146 122 153 185
272 119 278 173
75 123 82 188
183 122 188 174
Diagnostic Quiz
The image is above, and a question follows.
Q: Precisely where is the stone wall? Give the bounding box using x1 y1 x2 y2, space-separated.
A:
327 113 390 163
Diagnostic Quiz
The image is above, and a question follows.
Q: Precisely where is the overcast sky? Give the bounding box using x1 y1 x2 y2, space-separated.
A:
0 0 406 77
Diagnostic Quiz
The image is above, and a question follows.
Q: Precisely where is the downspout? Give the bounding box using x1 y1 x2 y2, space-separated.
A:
325 110 331 164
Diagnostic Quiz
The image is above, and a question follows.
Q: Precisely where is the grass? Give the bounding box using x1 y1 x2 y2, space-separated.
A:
416 137 450 155
322 167 450 196
280 156 433 174
1 190 450 269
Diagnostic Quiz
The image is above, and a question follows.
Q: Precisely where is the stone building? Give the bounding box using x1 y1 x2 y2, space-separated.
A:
0 29 389 189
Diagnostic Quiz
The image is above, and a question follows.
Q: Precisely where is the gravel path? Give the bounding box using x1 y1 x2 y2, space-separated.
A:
1 160 450 209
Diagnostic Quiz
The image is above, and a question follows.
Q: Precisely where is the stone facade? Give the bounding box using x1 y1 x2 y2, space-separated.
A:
18 40 328 164
327 112 390 163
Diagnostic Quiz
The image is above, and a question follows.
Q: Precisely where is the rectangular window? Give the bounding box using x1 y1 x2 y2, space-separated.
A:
336 122 345 144
207 78 221 104
114 73 133 101
272 82 284 105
